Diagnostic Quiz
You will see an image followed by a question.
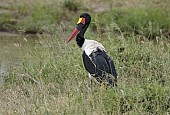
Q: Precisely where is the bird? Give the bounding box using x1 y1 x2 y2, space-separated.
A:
67 13 117 87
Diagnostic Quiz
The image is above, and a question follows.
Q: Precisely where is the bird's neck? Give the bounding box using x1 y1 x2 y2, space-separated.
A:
76 23 90 48
79 24 89 37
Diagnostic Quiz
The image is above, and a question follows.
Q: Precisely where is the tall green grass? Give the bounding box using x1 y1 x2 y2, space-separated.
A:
96 8 170 39
1 0 169 39
1 24 170 114
0 0 87 33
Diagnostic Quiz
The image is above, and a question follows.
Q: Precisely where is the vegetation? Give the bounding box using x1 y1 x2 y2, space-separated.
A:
0 0 170 114
0 0 169 38
98 8 170 39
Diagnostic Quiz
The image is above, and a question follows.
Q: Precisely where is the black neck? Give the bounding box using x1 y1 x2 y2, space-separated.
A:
76 23 90 48
79 24 89 38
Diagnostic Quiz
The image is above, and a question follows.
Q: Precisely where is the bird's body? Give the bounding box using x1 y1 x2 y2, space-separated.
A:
67 13 117 86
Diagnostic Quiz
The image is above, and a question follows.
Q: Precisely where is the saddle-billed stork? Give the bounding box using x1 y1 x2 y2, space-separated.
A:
67 13 117 87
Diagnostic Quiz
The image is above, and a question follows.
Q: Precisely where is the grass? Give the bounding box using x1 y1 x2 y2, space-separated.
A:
0 0 170 114
1 25 170 114
97 8 170 39
0 0 87 33
0 0 169 38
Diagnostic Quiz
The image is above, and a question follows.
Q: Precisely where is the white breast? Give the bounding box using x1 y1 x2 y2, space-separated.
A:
81 39 105 56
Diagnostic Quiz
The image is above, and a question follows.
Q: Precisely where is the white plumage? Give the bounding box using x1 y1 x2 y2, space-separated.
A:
81 39 105 56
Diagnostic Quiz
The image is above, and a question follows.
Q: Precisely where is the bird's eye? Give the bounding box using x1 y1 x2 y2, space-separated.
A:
77 17 85 25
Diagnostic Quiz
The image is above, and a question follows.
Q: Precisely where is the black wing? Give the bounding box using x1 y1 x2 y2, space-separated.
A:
82 50 117 85
104 52 117 82
82 51 96 75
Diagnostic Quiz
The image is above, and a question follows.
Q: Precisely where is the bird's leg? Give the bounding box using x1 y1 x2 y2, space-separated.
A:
90 79 93 91
88 73 93 91
88 74 100 90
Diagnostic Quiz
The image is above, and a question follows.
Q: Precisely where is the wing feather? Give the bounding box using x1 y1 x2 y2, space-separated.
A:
82 49 117 86
82 51 96 75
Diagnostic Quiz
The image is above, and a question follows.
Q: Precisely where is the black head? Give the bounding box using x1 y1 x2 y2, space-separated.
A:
67 13 91 43
79 13 91 25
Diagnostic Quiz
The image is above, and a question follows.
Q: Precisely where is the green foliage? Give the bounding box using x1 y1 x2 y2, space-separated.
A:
98 8 170 39
0 13 16 32
0 0 169 39
16 2 62 33
63 0 79 11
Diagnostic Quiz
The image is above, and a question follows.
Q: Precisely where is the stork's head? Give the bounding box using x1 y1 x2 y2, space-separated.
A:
67 13 91 43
